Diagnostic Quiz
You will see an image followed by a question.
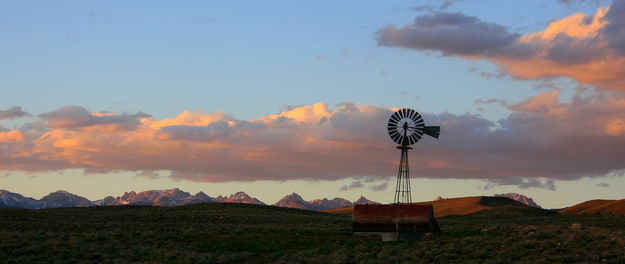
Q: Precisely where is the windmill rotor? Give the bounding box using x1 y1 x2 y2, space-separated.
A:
387 108 439 147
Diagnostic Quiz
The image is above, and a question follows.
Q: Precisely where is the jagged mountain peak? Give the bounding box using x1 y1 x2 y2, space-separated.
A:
494 193 541 208
231 191 252 199
274 193 310 210
274 193 363 211
40 190 94 208
354 196 380 205
214 191 265 205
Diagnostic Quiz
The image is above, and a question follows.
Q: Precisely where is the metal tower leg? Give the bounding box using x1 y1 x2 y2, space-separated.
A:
394 146 412 204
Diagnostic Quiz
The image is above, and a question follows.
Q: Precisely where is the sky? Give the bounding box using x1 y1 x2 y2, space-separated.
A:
1 0 625 208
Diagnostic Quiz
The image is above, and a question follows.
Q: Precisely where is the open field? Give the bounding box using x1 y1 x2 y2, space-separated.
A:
1 203 625 264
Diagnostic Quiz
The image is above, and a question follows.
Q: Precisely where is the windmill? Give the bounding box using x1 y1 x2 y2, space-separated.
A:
387 108 440 204
352 108 441 241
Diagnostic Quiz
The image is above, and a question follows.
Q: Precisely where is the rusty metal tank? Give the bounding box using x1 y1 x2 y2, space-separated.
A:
352 204 440 241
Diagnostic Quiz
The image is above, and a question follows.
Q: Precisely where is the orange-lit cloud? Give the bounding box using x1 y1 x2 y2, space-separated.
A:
377 0 625 90
0 130 25 143
1 91 625 188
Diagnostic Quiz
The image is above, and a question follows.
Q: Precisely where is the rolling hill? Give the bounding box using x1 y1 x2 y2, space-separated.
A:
560 199 625 215
323 196 543 217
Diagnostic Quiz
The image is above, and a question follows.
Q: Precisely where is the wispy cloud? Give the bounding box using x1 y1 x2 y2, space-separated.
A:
340 180 364 191
0 106 31 120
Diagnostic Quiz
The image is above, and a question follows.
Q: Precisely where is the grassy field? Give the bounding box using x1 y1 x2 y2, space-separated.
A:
1 203 624 264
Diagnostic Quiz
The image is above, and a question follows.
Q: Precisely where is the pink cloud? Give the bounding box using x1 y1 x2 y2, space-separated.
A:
377 0 625 90
1 93 625 188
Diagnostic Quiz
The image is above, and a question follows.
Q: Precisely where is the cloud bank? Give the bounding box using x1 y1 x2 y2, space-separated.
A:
1 90 625 186
378 0 625 90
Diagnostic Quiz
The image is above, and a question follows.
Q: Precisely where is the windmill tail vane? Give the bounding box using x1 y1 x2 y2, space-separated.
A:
387 108 440 204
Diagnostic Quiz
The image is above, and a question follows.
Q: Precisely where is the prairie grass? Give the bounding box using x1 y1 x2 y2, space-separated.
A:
1 203 624 263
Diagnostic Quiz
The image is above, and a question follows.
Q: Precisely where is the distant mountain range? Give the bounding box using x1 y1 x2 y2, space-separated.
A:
0 189 378 211
273 193 379 211
0 190 94 209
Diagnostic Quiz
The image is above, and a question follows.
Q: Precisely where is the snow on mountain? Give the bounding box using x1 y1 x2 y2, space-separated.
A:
354 196 380 205
1 189 384 211
0 190 43 209
215 191 265 205
182 191 216 205
40 190 94 208
94 196 117 206
274 193 313 210
494 193 541 208
105 188 217 206
309 197 353 210
273 194 379 211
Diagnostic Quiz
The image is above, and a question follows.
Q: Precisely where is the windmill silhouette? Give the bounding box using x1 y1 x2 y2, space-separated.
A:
387 109 440 204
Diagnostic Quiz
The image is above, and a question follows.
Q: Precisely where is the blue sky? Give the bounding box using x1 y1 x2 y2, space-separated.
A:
2 0 625 208
3 0 597 118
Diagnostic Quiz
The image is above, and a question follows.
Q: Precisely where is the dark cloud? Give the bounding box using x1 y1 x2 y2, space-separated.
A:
545 34 605 64
0 106 31 120
377 12 523 57
39 106 150 131
440 0 466 9
602 0 625 54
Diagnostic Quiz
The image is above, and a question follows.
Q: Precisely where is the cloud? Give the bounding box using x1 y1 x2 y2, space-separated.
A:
39 106 150 131
474 98 507 105
370 182 388 191
558 0 585 4
340 180 364 191
377 12 522 57
0 106 31 120
411 0 469 11
135 170 161 180
378 0 625 90
0 130 25 143
1 92 625 189
481 178 556 191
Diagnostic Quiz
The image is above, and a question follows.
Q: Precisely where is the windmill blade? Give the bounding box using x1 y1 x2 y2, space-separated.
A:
423 126 440 138
390 113 400 123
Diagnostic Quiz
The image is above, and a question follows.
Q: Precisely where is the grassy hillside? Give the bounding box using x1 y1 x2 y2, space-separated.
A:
560 199 625 215
1 203 624 263
323 196 528 217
